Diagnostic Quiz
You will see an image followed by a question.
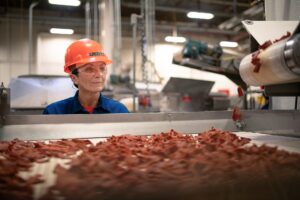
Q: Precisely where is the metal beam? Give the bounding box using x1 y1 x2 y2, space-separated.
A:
122 20 237 35
1 13 85 29
198 0 250 8
157 23 236 35
28 2 39 75
121 2 233 17
2 13 237 36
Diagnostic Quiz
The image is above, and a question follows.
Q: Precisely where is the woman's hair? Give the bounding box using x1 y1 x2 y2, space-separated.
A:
70 64 79 88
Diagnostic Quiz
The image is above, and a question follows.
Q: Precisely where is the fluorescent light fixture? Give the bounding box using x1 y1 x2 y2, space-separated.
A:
219 41 238 48
50 28 74 35
165 36 186 43
48 0 81 7
187 12 214 19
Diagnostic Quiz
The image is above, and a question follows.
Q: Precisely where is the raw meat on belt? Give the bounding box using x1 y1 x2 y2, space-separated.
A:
0 139 92 200
258 40 272 50
250 31 291 73
251 50 262 73
1 129 300 200
273 31 291 43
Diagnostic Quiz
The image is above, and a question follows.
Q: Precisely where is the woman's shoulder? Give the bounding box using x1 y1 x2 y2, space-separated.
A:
101 95 129 113
43 97 75 114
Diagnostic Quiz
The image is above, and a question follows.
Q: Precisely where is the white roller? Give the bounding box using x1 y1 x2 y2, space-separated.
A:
239 38 300 86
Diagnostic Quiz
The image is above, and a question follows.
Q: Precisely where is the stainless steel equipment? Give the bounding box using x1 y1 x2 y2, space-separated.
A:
0 110 299 141
161 77 215 112
9 75 76 109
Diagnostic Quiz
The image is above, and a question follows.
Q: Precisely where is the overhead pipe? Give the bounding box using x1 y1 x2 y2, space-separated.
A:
131 13 142 112
28 1 39 75
121 2 233 17
85 1 91 39
113 0 122 74
93 0 98 41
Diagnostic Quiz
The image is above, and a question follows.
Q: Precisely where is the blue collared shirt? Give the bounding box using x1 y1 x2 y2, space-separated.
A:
43 92 129 114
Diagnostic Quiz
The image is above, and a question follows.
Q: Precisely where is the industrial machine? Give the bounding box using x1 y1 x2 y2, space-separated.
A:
182 39 223 66
160 77 230 112
173 39 249 100
239 20 300 97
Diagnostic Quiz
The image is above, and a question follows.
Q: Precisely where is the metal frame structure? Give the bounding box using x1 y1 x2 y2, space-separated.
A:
1 110 299 141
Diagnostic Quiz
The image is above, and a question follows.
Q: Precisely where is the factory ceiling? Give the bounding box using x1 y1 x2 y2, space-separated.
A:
0 0 264 40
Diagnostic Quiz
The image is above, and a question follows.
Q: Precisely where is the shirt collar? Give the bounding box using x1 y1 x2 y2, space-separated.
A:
72 91 104 113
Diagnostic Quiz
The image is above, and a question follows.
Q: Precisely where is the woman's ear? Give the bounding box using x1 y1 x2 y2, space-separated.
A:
70 74 78 84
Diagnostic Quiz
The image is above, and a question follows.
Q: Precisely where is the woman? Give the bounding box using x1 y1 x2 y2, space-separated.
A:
43 39 129 114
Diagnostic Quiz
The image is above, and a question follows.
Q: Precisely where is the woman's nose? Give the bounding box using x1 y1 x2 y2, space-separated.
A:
94 68 106 76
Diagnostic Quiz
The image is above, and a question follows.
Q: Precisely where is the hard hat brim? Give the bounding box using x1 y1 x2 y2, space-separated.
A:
64 57 112 73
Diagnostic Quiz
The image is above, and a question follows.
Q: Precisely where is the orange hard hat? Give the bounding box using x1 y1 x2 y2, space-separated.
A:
64 38 112 73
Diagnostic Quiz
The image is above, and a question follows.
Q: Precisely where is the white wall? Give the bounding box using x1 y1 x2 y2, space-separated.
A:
0 17 84 85
0 18 29 86
36 33 81 75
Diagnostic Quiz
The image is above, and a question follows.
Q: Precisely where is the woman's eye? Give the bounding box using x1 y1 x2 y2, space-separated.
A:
85 68 94 73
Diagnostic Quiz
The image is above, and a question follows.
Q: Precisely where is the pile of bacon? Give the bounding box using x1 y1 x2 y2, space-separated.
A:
1 129 300 200
0 139 91 200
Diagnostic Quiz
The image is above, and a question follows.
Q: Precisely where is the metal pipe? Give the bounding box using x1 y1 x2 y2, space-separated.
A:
3 14 237 36
28 1 39 75
117 0 122 68
93 0 98 40
233 0 237 16
131 14 137 113
97 0 102 42
113 0 122 74
122 2 234 17
199 0 250 7
131 14 141 113
85 1 91 39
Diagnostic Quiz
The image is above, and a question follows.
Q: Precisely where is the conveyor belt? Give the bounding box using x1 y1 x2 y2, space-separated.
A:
14 131 300 200
235 132 300 153
1 110 300 199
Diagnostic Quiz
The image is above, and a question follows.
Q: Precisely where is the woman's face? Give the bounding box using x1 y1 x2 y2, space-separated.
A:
71 61 107 93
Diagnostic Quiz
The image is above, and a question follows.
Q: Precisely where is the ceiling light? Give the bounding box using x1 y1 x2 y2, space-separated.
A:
50 28 74 35
165 36 186 43
219 41 238 48
187 12 214 20
48 0 81 7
